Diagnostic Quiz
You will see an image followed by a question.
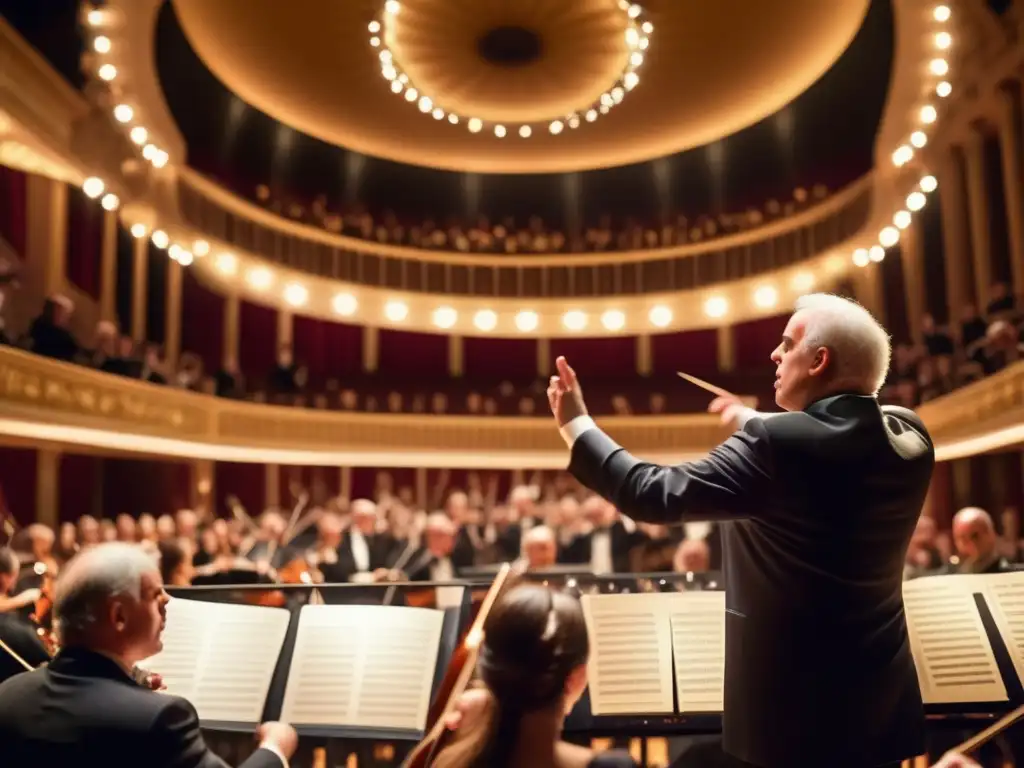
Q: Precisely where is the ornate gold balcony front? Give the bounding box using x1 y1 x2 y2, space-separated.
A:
0 346 1019 467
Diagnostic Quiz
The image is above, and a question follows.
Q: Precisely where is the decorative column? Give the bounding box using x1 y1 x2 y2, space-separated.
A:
223 292 240 367
339 466 352 503
415 467 428 510
636 334 652 375
997 86 1024 297
277 309 292 351
536 338 550 377
265 464 280 511
99 209 118 322
950 459 972 513
447 335 463 377
164 261 183 367
899 223 927 343
716 326 735 372
25 176 68 297
852 264 885 323
963 130 992 309
192 460 214 518
938 148 973 323
36 448 60 528
362 326 379 372
131 237 148 341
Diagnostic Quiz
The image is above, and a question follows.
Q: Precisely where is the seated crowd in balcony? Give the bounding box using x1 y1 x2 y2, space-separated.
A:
250 182 830 254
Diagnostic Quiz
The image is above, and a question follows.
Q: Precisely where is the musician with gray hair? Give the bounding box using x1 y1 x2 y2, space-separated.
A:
0 542 297 767
547 293 933 768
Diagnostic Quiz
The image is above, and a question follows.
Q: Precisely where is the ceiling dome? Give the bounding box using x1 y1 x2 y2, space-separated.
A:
169 0 871 173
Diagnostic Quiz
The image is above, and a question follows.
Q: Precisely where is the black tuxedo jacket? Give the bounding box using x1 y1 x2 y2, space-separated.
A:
405 546 475 581
560 521 646 572
0 613 50 685
334 531 400 581
0 648 283 768
568 395 932 768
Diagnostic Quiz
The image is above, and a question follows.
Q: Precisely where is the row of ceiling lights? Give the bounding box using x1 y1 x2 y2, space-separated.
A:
199 249 818 332
853 5 952 268
83 5 170 170
371 0 652 138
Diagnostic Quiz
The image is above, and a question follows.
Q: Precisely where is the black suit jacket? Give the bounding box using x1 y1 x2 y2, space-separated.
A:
0 613 50 684
560 521 647 572
568 395 932 768
334 531 400 581
0 648 283 768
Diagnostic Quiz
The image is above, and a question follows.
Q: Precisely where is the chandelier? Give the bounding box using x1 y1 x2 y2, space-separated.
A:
367 0 653 138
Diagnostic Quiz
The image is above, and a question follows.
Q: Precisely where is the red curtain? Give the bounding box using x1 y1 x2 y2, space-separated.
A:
64 185 103 299
0 166 27 256
0 446 37 525
377 329 448 379
181 270 225 375
462 336 537 382
734 314 789 370
214 461 265 517
101 458 191 518
238 301 278 384
650 329 718 375
349 467 376 501
292 315 363 387
548 336 636 379
59 453 99 523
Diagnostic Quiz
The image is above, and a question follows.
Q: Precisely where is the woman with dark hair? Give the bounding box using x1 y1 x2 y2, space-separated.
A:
432 583 636 768
157 540 193 587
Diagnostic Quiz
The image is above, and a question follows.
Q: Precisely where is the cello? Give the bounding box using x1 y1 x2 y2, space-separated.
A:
402 561 524 768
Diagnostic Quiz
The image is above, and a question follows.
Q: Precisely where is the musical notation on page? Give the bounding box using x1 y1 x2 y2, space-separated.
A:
903 576 1007 704
580 593 674 715
141 598 291 723
280 604 445 731
975 571 1024 689
668 591 725 713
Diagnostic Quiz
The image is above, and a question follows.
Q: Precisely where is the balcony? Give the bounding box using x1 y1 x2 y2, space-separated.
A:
0 346 1020 469
175 169 872 299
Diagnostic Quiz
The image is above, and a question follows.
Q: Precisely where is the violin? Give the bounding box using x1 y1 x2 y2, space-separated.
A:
402 561 524 768
28 560 58 655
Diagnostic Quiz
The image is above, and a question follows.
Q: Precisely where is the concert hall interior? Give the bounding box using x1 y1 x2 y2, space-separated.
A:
2 0 1024 766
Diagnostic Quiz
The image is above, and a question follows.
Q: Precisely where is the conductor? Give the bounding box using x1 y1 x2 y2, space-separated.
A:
547 294 932 768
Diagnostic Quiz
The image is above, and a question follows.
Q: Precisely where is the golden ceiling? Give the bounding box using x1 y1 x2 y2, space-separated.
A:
169 0 871 173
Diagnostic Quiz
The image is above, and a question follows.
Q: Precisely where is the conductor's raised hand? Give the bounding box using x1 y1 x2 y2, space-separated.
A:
707 394 748 427
547 356 588 427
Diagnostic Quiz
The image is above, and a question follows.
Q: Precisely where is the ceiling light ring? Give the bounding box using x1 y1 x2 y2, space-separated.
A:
370 1 652 137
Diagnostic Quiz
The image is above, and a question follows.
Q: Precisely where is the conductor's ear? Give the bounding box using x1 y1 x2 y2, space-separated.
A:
809 346 830 378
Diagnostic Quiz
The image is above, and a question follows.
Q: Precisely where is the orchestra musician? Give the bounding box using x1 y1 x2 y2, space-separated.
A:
0 547 50 684
336 499 401 581
430 582 637 768
547 294 933 768
0 542 298 767
945 507 1023 575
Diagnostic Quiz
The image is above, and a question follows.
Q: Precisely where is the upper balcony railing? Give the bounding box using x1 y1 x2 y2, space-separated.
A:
0 346 1019 469
176 170 873 299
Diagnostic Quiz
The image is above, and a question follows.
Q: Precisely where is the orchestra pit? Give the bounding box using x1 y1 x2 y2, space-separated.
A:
4 0 1024 766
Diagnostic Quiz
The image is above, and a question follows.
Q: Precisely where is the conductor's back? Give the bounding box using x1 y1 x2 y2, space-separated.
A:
549 294 932 768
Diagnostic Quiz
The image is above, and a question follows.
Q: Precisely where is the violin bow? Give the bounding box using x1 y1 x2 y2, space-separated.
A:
953 702 1024 755
0 636 33 672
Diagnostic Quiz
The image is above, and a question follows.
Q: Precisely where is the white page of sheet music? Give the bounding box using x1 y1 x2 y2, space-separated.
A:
140 597 291 723
973 570 1024 691
279 604 445 730
580 592 674 715
902 575 1007 704
667 591 725 713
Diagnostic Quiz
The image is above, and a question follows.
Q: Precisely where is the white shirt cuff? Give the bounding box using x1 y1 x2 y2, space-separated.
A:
259 742 290 768
559 415 598 448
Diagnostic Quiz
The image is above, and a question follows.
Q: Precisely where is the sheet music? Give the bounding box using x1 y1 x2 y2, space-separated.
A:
975 570 1024 690
141 597 291 722
902 575 1007 704
668 591 725 712
580 592 674 715
280 604 445 730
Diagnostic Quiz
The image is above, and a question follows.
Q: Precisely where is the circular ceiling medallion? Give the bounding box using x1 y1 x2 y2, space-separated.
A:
169 0 871 173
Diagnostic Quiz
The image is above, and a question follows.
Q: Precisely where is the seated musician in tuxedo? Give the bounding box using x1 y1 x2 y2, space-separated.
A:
0 548 50 684
406 513 474 582
560 496 645 573
944 507 1022 575
430 583 637 768
0 542 298 768
336 498 400 581
522 525 559 571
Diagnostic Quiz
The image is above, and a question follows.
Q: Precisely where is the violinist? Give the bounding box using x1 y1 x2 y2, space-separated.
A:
156 540 195 587
430 583 636 768
336 499 400 582
307 511 346 583
0 547 50 685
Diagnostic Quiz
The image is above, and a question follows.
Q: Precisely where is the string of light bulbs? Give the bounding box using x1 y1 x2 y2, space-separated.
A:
368 0 652 138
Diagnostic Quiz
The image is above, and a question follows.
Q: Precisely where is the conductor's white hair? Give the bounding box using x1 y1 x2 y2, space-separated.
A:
793 293 891 395
55 542 158 640
523 525 556 546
